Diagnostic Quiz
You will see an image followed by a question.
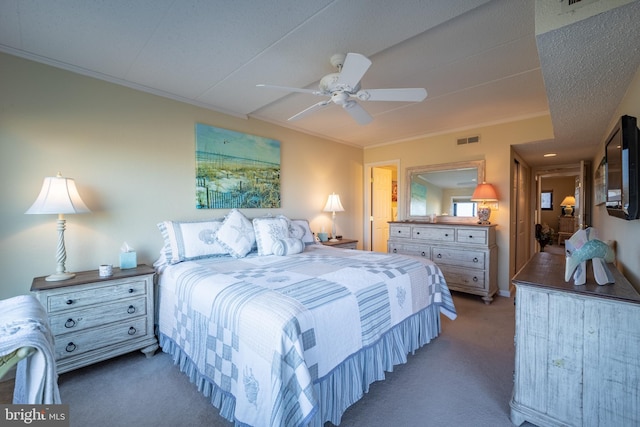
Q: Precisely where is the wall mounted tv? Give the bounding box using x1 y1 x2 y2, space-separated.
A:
605 115 640 220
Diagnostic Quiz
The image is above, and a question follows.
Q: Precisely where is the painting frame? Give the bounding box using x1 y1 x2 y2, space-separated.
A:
195 123 281 209
594 156 606 206
541 190 553 210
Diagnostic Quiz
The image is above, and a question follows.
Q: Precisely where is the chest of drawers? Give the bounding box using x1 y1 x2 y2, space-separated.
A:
31 265 158 373
388 221 497 303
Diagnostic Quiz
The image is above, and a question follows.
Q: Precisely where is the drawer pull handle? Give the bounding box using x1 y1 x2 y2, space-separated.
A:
64 318 76 328
127 305 136 314
445 233 449 237
421 251 426 257
473 276 479 282
436 254 442 259
128 288 134 294
392 248 397 253
128 327 137 335
66 299 74 305
397 230 401 234
473 257 479 263
416 231 420 235
469 235 473 239
65 342 76 353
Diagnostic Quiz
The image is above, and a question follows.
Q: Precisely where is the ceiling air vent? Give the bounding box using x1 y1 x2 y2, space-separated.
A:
456 135 480 145
561 0 599 13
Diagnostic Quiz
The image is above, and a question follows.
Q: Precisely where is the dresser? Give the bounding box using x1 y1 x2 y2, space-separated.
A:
511 253 640 427
31 265 158 374
387 221 498 303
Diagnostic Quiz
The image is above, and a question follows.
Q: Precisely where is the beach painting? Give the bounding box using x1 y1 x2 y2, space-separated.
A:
195 123 281 209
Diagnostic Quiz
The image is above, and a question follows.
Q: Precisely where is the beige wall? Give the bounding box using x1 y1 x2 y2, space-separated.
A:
364 116 555 295
591 64 640 289
0 53 363 300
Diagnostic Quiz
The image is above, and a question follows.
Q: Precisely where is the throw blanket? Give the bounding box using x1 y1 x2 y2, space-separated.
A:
0 295 61 404
157 245 456 427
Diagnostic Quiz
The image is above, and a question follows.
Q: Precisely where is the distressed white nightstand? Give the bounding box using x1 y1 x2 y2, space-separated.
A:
321 238 358 249
31 265 158 374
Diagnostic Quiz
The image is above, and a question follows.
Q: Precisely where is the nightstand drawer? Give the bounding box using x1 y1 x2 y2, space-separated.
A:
48 297 147 335
46 279 147 313
55 317 148 360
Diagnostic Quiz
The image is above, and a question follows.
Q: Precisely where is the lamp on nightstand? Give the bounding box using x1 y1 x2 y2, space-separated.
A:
323 192 344 242
26 172 90 281
561 195 576 216
471 182 498 225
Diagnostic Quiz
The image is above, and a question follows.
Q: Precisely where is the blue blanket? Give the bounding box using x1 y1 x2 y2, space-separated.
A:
157 245 456 426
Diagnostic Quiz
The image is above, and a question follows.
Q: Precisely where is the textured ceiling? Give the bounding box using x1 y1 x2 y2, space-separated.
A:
1 0 639 167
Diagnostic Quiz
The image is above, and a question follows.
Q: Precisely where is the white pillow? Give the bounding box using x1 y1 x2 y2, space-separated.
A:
157 219 227 264
276 215 316 244
215 209 256 258
272 238 305 256
253 217 290 256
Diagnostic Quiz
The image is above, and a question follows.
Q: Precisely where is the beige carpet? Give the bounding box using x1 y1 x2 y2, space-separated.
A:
1 292 527 427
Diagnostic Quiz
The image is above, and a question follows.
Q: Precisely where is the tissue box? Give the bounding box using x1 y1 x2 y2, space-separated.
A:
120 252 137 269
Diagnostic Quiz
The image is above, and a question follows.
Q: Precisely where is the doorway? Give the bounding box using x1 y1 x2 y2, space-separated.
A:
364 160 399 252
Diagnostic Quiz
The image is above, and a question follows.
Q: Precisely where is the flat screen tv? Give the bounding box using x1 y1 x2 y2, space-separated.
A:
605 115 640 220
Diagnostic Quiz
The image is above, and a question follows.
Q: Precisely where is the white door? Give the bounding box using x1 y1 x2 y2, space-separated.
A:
372 167 392 253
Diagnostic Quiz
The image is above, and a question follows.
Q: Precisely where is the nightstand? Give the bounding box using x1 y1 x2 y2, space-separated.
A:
321 238 358 249
31 265 158 374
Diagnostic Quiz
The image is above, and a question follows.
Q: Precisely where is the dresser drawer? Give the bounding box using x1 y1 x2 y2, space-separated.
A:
54 317 148 360
432 247 485 269
389 224 412 239
456 228 488 245
46 279 148 313
439 266 486 290
48 297 147 335
412 226 455 242
388 242 430 258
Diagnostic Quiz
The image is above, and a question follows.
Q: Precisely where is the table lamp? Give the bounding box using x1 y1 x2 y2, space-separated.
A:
471 182 498 225
561 195 576 216
323 192 344 242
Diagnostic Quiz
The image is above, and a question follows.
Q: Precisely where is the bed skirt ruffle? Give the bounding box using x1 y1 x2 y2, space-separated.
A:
158 302 442 427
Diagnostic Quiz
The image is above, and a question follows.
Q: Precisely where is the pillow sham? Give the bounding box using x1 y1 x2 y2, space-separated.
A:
253 217 290 256
276 215 316 244
272 238 305 256
215 209 256 258
157 218 226 264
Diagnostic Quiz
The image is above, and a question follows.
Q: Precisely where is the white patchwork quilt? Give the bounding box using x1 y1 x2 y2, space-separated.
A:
156 244 456 427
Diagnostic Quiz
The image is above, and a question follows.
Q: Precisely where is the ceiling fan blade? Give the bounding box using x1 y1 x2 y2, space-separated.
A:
342 100 373 125
257 84 322 96
336 53 371 91
356 88 427 102
288 100 332 121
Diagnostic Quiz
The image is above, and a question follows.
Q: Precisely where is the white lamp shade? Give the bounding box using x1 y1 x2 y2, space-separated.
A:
26 173 90 215
323 193 345 213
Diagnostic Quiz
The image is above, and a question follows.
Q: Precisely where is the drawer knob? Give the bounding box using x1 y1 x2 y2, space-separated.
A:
469 235 473 239
473 257 479 263
127 305 136 314
473 276 479 282
128 288 134 293
65 342 77 353
436 253 442 258
128 326 137 335
421 251 426 257
393 248 397 253
66 299 74 305
64 318 76 328
445 233 449 237
416 231 420 235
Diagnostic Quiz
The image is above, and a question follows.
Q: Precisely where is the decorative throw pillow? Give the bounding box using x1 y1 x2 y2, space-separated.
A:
253 217 290 256
276 215 307 240
157 218 227 264
272 238 305 256
290 219 316 244
215 209 256 258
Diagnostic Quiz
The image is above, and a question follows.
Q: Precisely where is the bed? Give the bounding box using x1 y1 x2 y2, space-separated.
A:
154 210 456 427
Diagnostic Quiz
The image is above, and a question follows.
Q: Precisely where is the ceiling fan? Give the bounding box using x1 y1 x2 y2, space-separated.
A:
257 53 427 125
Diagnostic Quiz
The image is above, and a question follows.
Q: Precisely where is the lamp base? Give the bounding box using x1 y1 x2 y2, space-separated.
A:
45 272 76 282
329 238 339 242
477 206 492 225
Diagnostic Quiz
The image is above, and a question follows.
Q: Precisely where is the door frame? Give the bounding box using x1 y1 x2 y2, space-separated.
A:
363 159 400 252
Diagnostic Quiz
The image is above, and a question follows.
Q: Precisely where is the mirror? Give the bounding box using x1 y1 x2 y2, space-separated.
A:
405 160 485 220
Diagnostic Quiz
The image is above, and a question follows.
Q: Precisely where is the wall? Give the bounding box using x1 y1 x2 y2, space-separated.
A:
364 116 555 296
591 64 640 289
0 53 363 300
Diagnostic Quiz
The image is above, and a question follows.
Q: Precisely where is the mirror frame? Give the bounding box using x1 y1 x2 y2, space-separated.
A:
404 159 485 221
